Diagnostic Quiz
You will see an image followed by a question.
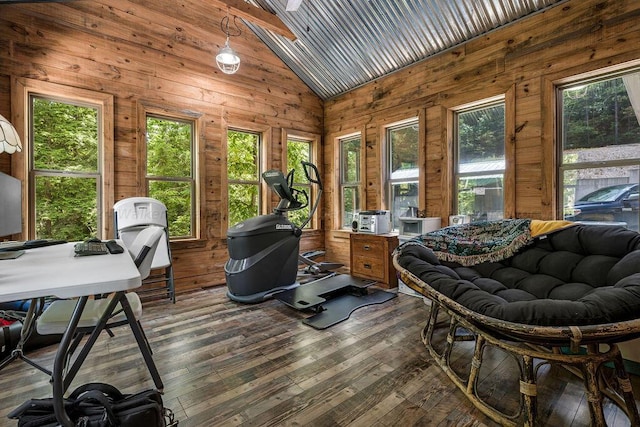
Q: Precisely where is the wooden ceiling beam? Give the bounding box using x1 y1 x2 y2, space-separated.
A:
0 0 297 41
213 0 296 41
0 0 76 3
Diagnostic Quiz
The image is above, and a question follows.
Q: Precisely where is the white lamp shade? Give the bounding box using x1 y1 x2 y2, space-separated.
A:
216 45 240 75
0 114 22 154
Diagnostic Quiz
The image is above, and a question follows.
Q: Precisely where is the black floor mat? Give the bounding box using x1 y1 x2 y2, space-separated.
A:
274 274 397 329
275 274 374 310
302 290 397 329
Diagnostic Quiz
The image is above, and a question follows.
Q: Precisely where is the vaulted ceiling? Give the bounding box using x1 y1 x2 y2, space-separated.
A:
0 0 568 100
246 0 566 100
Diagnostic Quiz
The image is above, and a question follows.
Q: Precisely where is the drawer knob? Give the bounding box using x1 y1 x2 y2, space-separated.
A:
363 245 371 250
364 263 371 269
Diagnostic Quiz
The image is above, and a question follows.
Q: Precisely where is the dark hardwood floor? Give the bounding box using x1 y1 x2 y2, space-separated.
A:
1 285 639 426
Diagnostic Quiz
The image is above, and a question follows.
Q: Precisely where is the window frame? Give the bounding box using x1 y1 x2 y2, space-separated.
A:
137 102 203 242
339 132 363 229
283 129 321 231
221 115 270 237
12 78 114 239
452 97 507 222
555 67 640 227
384 117 420 231
145 113 197 240
226 127 264 228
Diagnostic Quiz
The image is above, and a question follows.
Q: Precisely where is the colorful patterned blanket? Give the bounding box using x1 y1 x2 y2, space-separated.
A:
400 219 534 266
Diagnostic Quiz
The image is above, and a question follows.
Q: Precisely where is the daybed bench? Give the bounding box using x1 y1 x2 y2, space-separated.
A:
393 219 640 426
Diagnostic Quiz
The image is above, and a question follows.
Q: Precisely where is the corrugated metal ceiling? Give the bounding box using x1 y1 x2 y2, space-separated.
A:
246 0 566 100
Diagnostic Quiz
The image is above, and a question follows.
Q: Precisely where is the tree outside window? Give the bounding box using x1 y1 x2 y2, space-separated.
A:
455 102 505 222
286 138 312 228
31 97 101 240
146 115 195 238
387 120 419 230
227 129 261 227
340 135 361 229
560 70 640 231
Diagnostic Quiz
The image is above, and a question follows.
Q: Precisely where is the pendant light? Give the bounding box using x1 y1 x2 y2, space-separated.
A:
216 9 240 75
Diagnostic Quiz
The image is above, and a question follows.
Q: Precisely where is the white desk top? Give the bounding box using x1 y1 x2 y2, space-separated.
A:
0 242 141 302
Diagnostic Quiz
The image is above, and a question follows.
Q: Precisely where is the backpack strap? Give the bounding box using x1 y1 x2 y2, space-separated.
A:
69 382 126 401
73 390 118 425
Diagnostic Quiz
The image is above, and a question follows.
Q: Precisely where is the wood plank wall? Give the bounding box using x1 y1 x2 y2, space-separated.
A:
1 0 639 290
0 0 324 294
323 0 640 267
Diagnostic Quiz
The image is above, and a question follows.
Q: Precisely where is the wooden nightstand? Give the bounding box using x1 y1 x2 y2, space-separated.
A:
350 233 399 289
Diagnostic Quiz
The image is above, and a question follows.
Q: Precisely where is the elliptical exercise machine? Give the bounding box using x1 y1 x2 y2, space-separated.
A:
225 161 333 303
225 162 396 329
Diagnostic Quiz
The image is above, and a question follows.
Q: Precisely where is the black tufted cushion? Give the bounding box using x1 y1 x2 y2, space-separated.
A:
397 224 640 326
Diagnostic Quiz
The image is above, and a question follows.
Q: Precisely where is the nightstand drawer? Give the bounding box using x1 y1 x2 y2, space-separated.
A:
351 255 385 280
352 239 384 254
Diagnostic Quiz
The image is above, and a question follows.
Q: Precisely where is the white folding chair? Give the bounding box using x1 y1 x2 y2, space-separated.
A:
36 226 166 391
113 197 175 303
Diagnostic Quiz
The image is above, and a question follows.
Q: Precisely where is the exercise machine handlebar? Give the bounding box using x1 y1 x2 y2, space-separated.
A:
298 161 322 229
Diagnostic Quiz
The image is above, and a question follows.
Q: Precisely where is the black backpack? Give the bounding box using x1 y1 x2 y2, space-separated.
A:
8 382 177 427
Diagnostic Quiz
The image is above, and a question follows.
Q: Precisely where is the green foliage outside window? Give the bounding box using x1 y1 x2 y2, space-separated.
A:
35 176 98 240
228 183 259 226
32 98 100 240
562 77 640 151
146 116 194 238
148 180 192 238
390 124 418 174
227 130 260 227
147 117 192 177
341 137 361 228
33 98 98 172
458 105 505 164
287 139 312 228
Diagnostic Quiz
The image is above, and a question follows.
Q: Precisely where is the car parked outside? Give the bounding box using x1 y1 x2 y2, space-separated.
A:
564 183 639 231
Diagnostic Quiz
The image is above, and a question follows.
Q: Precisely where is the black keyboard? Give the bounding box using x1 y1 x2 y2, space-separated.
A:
74 241 109 256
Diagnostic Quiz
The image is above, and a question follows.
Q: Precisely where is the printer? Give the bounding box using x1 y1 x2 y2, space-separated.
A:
358 210 391 234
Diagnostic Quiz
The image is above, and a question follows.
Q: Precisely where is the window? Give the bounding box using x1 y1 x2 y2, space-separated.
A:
138 103 202 241
16 78 114 240
559 69 640 232
386 119 419 230
29 91 112 241
286 137 313 228
227 129 262 227
339 134 362 229
18 79 113 240
146 115 195 238
454 102 505 222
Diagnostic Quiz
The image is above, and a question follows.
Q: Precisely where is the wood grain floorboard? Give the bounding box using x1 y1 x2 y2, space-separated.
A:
1 286 640 426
